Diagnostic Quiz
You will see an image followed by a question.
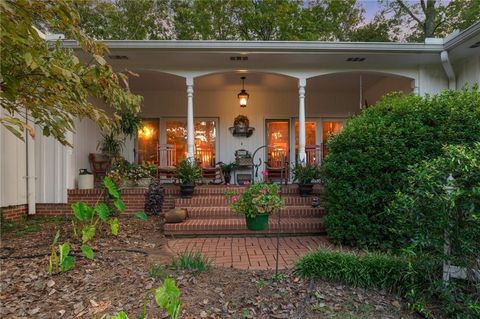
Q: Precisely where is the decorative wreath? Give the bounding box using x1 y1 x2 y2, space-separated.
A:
234 115 249 127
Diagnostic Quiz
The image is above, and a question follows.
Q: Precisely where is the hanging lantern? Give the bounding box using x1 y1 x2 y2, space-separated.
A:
237 76 249 107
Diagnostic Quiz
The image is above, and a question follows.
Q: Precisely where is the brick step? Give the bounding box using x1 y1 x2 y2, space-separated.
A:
176 195 318 207
164 217 324 236
164 184 324 196
186 206 325 219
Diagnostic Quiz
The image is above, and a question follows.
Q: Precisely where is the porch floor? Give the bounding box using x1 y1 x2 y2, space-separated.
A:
167 236 331 270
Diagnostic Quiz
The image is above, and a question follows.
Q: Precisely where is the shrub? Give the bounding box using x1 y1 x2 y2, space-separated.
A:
171 250 211 272
294 249 413 293
389 144 480 318
322 87 480 249
145 180 164 216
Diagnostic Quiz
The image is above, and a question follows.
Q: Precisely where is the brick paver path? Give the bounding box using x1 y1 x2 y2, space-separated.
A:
167 236 331 270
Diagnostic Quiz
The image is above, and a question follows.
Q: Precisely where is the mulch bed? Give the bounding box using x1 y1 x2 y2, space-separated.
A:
0 217 418 318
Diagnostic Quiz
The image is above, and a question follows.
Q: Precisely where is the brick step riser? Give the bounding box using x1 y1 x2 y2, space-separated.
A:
187 209 325 219
164 220 324 236
164 185 323 196
176 196 317 207
165 229 325 236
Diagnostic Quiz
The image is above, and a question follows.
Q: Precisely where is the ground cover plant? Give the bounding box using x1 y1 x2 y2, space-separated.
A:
48 176 147 275
322 87 480 249
170 250 211 273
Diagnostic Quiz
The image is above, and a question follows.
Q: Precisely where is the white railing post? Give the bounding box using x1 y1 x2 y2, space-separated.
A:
186 77 194 159
298 77 306 164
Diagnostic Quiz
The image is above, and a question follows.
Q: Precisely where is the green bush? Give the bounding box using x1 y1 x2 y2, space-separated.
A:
389 144 480 318
294 249 415 293
322 87 480 249
171 250 211 272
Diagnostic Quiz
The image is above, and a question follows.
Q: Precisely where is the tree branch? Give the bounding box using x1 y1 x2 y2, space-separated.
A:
395 0 423 25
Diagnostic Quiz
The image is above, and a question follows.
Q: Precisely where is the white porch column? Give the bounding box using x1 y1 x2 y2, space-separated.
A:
186 77 195 159
298 78 307 163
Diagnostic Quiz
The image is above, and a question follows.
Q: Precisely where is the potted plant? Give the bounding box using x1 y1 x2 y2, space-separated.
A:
219 162 236 184
128 164 151 187
98 131 124 162
292 163 321 196
175 159 201 198
227 182 284 231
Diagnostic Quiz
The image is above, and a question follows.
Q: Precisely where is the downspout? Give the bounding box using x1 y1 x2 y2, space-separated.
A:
25 109 36 215
440 50 457 90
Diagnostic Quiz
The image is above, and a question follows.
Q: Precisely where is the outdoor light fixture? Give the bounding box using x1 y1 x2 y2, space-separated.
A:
237 76 249 107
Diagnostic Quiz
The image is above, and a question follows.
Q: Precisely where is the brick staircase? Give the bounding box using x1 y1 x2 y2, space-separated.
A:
164 185 325 236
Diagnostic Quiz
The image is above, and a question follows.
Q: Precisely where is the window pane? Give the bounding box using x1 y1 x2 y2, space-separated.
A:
138 119 159 164
322 121 344 157
295 121 316 161
166 119 217 167
267 121 289 151
195 120 216 167
166 120 188 163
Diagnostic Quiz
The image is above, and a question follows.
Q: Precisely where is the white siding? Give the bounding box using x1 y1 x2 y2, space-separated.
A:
455 55 480 88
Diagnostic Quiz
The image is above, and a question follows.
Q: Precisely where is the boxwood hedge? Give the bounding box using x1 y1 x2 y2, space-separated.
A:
322 87 480 249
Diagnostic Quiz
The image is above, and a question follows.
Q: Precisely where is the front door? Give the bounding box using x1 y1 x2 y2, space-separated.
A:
265 119 290 161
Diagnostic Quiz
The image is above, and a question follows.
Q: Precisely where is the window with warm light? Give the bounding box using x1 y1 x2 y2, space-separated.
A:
322 121 344 157
166 119 217 167
137 119 159 164
295 121 316 158
266 120 289 151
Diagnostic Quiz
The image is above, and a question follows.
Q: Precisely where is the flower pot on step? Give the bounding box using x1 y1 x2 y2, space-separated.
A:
298 183 314 197
180 182 195 198
245 213 269 231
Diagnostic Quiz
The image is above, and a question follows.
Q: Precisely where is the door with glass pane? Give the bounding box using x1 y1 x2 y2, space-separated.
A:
137 119 159 164
266 119 290 162
294 120 317 163
162 118 217 168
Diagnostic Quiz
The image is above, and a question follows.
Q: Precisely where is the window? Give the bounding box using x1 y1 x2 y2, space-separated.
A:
322 121 344 157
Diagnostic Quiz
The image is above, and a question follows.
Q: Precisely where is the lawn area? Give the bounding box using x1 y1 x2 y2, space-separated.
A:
0 217 417 319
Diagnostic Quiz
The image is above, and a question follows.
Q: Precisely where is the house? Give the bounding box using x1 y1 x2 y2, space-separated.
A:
1 22 479 223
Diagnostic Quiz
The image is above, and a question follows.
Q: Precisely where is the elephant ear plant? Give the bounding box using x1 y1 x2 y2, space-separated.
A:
48 176 148 275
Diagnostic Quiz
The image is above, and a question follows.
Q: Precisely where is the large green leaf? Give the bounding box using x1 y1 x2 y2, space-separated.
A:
155 278 181 318
81 244 94 260
95 202 110 221
114 198 126 213
104 176 120 199
111 312 129 319
135 211 148 221
81 225 96 243
61 256 75 272
72 202 94 221
110 218 119 236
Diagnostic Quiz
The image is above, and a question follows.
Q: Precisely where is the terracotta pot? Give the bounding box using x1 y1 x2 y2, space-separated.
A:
165 208 188 223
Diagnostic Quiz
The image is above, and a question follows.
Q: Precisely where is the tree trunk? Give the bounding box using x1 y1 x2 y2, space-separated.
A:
424 0 436 38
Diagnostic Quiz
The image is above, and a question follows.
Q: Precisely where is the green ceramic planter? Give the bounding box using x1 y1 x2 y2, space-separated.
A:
245 213 269 231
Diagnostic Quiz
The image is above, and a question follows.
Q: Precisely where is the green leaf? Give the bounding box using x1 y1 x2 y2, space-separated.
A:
110 218 119 236
135 211 148 221
59 242 70 257
52 230 60 246
104 176 120 199
71 202 94 221
81 225 96 243
114 198 125 213
155 277 181 318
81 244 94 260
95 202 110 221
61 256 75 272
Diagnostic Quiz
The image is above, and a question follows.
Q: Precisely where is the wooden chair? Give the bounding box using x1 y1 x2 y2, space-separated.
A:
264 146 289 184
195 148 224 184
88 153 110 187
305 144 322 165
157 144 177 183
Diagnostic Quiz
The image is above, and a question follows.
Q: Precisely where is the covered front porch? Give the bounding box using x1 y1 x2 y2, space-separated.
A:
124 70 413 184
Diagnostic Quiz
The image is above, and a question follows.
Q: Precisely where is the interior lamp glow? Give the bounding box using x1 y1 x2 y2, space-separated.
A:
237 76 249 107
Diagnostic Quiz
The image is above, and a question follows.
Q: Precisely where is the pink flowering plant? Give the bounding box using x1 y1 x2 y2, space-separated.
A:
226 182 284 218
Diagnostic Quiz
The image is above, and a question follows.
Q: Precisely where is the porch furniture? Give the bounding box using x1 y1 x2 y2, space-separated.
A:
88 153 110 187
305 144 322 164
201 164 225 184
264 147 289 185
234 149 253 185
157 144 177 183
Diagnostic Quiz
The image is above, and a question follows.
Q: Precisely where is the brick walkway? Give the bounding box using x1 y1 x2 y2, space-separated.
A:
167 236 331 270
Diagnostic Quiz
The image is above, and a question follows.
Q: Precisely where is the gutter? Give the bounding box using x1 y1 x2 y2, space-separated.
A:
440 50 456 90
